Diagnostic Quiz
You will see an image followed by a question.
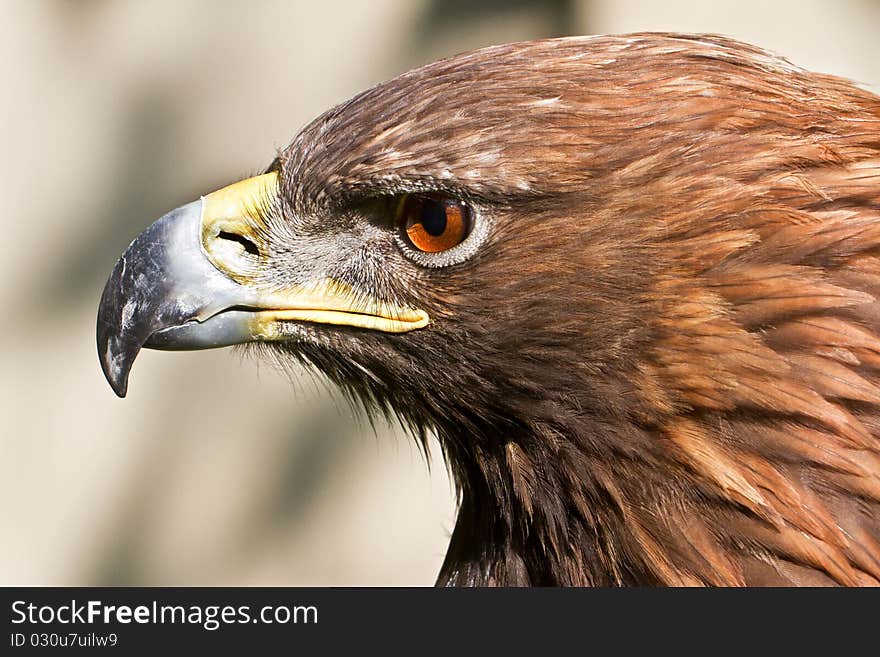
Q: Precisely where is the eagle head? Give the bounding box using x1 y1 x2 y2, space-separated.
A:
97 34 880 586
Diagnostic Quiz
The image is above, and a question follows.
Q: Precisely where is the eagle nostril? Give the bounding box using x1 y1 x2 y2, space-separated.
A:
217 230 260 256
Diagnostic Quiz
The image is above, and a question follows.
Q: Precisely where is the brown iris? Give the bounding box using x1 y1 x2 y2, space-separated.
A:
398 195 472 253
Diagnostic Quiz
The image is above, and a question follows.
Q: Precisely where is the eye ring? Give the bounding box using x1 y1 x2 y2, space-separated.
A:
396 194 473 253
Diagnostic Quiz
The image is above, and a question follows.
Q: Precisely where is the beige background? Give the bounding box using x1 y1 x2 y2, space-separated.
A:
2 0 878 585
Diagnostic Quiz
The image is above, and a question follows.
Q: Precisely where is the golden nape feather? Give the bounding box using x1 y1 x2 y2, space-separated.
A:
98 33 880 586
627 80 880 584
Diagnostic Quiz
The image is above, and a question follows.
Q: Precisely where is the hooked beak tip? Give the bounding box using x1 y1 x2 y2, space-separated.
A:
98 339 132 398
97 266 138 398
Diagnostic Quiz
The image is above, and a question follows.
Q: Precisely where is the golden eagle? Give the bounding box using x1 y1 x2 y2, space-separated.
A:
98 34 880 586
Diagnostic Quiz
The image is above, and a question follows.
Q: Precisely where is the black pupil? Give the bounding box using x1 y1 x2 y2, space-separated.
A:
420 199 448 236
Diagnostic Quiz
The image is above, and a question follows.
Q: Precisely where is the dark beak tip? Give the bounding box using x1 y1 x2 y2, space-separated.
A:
100 351 130 398
96 258 140 399
107 374 129 398
96 328 133 399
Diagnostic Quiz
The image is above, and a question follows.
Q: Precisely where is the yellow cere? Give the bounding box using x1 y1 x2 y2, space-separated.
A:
200 172 279 282
199 174 429 335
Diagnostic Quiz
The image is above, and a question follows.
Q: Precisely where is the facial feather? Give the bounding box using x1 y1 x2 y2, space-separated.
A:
253 33 880 586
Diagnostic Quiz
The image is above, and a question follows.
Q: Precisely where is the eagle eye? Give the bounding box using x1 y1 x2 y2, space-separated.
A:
397 194 473 254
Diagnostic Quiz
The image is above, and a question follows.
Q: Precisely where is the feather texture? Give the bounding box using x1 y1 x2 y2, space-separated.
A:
271 33 880 585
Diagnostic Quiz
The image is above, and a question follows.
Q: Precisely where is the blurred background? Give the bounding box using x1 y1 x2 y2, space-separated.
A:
2 0 879 585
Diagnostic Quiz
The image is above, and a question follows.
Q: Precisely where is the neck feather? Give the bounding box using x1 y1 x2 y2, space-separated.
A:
434 417 668 586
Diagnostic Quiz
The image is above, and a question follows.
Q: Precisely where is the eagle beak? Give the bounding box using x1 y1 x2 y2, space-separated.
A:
96 172 429 397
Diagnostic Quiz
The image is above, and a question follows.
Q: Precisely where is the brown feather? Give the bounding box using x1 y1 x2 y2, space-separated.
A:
271 33 880 585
